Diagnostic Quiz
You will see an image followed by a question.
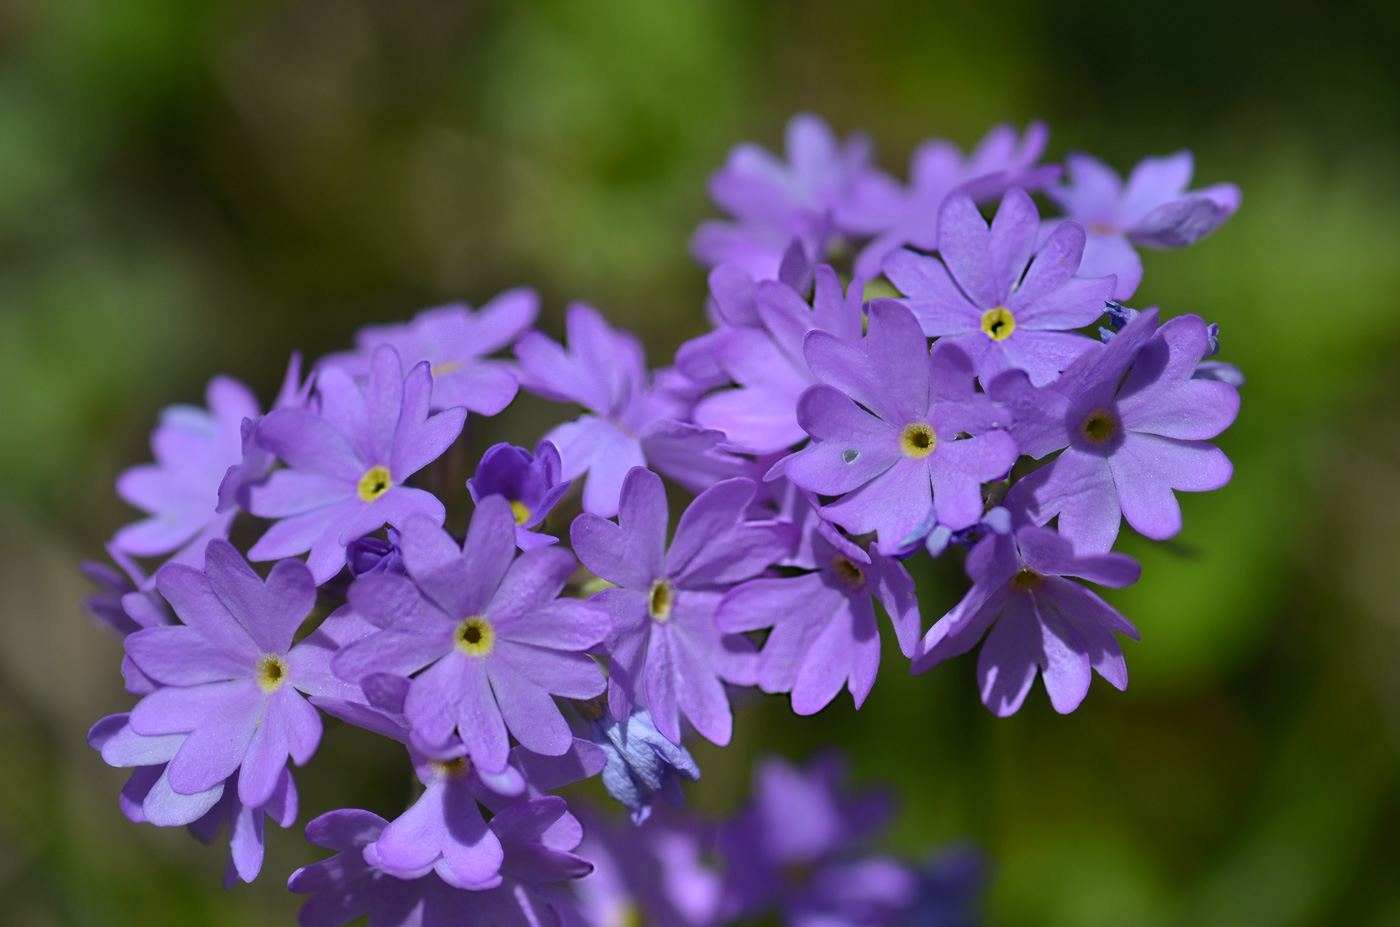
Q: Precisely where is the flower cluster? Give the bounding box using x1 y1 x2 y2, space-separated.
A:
82 114 1240 924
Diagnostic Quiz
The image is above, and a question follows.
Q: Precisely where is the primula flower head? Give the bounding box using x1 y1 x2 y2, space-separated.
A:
716 493 921 715
778 301 1018 553
914 523 1141 716
850 121 1059 280
720 753 916 927
1048 150 1241 299
877 187 1115 386
467 441 572 550
111 375 260 577
585 703 701 825
121 540 330 810
321 287 538 416
515 303 731 518
691 113 889 281
246 344 467 583
991 307 1239 553
332 498 611 773
693 264 865 455
571 468 796 746
289 801 591 927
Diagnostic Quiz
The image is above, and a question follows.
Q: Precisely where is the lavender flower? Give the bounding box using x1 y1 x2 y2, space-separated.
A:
720 753 916 927
913 523 1140 716
583 703 701 824
321 287 538 416
467 441 572 549
991 308 1239 553
877 188 1115 386
218 351 313 513
514 303 732 517
246 344 466 583
110 375 260 574
313 672 605 887
332 499 611 773
850 121 1059 279
693 265 865 455
289 800 591 927
1047 150 1241 299
690 113 888 281
346 528 406 578
571 468 796 746
715 496 920 714
573 808 723 927
122 540 336 809
188 767 299 886
777 301 1018 553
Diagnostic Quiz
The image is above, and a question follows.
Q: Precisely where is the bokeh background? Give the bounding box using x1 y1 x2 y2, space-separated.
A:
2 1 1399 924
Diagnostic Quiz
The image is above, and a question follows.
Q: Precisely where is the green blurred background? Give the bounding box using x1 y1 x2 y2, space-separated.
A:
2 0 1399 924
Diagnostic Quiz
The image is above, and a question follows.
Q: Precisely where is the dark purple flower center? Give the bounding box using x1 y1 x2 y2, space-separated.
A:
980 306 1016 342
357 465 393 502
900 422 936 459
1011 568 1044 593
256 654 289 693
1078 409 1120 446
648 579 675 623
454 616 495 656
830 556 866 591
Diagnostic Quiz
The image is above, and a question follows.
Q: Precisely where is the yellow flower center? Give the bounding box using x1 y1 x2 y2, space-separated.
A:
509 500 532 526
1079 409 1120 446
454 616 496 656
429 756 471 780
255 654 289 693
981 307 1016 341
648 579 675 623
830 557 866 591
900 422 936 459
357 465 393 502
430 361 463 376
1011 568 1044 593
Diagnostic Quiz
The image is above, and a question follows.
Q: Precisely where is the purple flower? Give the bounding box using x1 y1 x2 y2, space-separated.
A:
289 800 591 927
246 344 466 583
991 308 1239 554
346 528 407 578
89 713 227 827
570 468 796 746
583 703 700 824
903 845 987 927
514 302 731 517
188 767 299 886
321 288 538 416
332 499 611 773
80 552 171 694
913 523 1140 716
877 188 1115 386
777 301 1019 553
121 540 331 809
218 351 313 513
110 375 260 574
89 714 300 884
693 265 865 455
720 753 916 927
850 121 1060 280
573 808 723 927
313 673 605 888
715 496 920 714
1047 150 1242 299
690 113 889 281
467 441 573 550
